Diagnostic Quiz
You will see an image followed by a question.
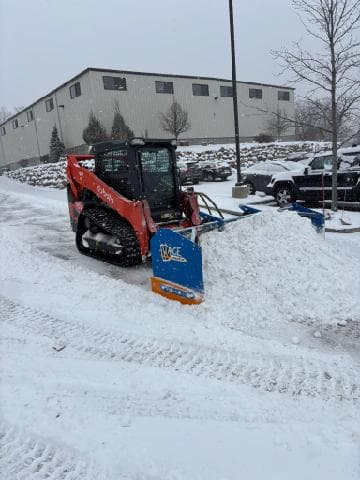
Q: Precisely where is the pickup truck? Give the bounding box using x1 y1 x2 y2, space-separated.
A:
265 148 360 206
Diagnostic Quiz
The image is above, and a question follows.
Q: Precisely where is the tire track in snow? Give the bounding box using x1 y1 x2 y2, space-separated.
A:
1 296 359 402
0 422 109 480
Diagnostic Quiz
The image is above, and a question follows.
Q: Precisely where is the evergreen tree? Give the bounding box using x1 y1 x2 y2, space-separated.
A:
82 111 108 145
49 125 65 163
111 104 134 141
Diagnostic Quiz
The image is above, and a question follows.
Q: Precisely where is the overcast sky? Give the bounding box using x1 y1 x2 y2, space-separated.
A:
0 0 309 111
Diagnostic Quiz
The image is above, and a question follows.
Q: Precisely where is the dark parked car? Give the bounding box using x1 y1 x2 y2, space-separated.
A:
266 152 360 206
177 161 203 185
200 161 232 181
242 161 302 194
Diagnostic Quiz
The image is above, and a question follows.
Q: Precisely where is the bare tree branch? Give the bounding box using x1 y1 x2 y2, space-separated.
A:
272 0 360 210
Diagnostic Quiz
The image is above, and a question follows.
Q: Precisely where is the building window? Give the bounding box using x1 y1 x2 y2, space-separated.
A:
12 119 18 129
69 81 81 98
0 126 6 136
27 110 34 122
155 81 174 94
103 76 127 91
249 88 262 99
192 83 209 96
45 98 54 112
278 91 290 101
220 85 233 97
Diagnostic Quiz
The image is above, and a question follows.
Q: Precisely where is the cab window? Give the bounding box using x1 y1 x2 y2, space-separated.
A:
100 150 128 172
139 149 172 173
311 155 334 170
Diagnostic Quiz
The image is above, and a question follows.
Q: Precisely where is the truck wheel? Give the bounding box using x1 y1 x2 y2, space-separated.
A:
274 184 294 206
203 173 214 182
246 182 256 195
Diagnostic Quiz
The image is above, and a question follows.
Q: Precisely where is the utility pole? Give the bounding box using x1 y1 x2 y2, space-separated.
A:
229 0 247 198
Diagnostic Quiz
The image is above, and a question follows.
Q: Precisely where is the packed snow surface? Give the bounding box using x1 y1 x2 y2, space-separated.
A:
0 176 359 480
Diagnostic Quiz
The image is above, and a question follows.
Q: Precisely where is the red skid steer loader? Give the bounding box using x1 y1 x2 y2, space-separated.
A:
66 138 258 304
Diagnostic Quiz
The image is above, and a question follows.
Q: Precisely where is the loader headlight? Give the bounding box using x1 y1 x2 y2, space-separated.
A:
170 139 177 147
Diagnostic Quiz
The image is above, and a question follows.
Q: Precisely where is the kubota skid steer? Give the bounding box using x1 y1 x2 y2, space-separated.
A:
66 138 258 304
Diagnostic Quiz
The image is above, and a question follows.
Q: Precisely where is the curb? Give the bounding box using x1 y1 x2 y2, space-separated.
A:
325 227 360 233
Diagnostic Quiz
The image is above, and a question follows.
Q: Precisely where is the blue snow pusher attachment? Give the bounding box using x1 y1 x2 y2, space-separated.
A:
150 228 204 304
150 201 261 305
278 203 325 232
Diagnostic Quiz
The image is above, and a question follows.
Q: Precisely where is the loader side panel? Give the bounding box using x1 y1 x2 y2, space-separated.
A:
66 155 150 257
66 184 83 232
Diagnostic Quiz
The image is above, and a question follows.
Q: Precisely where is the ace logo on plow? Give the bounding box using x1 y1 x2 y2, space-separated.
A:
160 244 187 263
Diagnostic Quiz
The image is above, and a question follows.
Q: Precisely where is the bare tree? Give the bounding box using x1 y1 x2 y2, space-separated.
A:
159 101 191 141
295 100 324 140
273 0 360 210
295 97 352 140
0 105 27 124
266 108 293 140
0 107 12 124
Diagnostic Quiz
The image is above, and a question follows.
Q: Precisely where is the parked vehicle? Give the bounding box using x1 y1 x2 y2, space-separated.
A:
350 155 360 168
242 161 302 194
266 150 360 206
200 161 232 181
177 161 203 185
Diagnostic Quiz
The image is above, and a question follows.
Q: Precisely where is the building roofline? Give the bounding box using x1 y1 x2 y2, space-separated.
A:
87 67 295 90
0 67 295 127
1 68 89 127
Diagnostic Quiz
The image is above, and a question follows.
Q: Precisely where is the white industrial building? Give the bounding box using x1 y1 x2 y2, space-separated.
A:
0 67 295 168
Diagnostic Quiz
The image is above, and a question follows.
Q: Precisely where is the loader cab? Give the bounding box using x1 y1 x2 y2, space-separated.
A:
92 138 182 222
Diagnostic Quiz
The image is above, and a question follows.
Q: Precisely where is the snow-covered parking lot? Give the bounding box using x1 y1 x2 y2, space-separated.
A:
1 173 360 480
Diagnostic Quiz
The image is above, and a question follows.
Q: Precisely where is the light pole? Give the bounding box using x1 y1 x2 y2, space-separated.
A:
229 0 247 197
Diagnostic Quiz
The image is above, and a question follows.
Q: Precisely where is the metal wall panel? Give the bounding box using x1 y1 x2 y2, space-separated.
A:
0 69 295 168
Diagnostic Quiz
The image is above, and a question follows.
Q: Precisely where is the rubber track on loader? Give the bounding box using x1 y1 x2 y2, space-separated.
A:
81 206 142 267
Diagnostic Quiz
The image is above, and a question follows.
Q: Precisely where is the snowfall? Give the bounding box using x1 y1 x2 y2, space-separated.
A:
1 148 360 479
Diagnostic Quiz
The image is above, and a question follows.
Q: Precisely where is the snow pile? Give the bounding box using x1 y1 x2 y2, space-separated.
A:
202 211 360 326
4 160 67 188
3 159 95 189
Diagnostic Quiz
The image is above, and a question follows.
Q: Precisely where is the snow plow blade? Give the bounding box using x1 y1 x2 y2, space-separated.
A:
150 206 260 304
278 203 325 232
150 228 204 305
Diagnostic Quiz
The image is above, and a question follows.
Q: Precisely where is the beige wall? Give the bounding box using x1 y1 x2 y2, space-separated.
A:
0 69 295 168
87 71 295 140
